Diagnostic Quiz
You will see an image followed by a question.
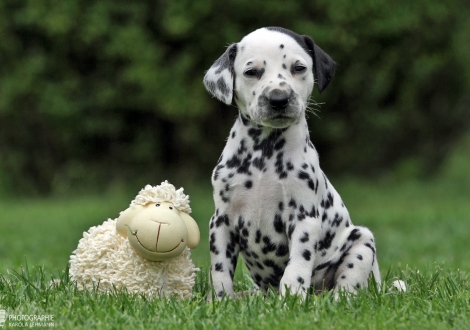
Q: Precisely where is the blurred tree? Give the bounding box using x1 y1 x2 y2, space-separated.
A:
0 0 468 195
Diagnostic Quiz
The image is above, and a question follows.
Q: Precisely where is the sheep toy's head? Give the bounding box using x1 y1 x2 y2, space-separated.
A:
116 201 200 261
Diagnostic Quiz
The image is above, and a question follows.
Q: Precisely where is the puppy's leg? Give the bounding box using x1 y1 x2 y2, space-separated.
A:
208 211 239 300
279 218 321 299
334 226 381 295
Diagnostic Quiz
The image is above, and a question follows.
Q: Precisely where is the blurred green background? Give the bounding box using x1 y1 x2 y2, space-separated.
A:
0 0 469 276
1 0 469 196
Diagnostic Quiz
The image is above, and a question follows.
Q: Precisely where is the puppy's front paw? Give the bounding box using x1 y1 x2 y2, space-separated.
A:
279 275 307 300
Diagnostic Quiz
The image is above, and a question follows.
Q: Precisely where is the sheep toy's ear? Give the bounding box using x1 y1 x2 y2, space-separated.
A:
116 204 146 237
179 212 200 249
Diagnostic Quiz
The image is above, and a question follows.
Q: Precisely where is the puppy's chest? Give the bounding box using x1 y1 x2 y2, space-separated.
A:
215 143 320 226
218 152 295 214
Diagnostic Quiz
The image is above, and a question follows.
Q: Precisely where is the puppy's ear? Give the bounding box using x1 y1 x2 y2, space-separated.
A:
303 36 335 93
203 43 238 105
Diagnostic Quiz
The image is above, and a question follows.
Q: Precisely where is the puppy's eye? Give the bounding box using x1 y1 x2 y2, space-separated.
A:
293 65 307 74
244 69 258 77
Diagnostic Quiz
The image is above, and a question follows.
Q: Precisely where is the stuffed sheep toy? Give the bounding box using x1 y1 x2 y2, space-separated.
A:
69 181 200 299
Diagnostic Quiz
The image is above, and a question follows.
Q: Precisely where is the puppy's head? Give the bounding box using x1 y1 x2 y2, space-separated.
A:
204 27 335 128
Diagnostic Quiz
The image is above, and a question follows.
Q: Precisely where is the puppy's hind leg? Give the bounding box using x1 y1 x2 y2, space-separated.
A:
333 227 381 295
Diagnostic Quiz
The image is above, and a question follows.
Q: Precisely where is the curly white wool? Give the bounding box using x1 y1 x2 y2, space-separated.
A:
130 181 191 214
69 181 197 298
69 219 198 299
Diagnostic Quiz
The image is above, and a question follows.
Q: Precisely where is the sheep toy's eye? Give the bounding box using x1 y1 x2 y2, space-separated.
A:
169 206 173 210
155 203 160 207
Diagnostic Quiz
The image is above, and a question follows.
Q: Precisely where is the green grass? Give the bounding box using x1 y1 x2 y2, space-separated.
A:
0 263 468 329
1 140 470 329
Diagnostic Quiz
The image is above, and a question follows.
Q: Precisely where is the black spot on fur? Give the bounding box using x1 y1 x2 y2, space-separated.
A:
275 152 288 179
273 214 285 233
323 192 334 209
309 205 317 218
274 138 286 150
318 231 335 250
248 127 262 140
302 250 311 261
215 263 223 272
298 171 316 191
226 155 241 168
347 229 362 241
332 213 343 227
215 214 230 227
314 261 331 271
210 233 219 255
300 232 309 243
244 180 253 189
237 216 245 229
252 157 265 170
212 164 224 181
219 189 229 203
237 153 252 175
262 240 277 254
241 114 251 126
298 171 309 180
288 223 295 239
255 230 262 244
288 198 297 209
275 244 289 257
263 259 275 267
216 77 230 96
364 243 376 254
237 139 247 154
280 44 284 49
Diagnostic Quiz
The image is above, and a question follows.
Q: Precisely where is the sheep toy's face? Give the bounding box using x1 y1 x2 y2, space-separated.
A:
116 202 200 261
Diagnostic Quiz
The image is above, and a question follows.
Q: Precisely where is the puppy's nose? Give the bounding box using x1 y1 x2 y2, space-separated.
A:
269 90 289 111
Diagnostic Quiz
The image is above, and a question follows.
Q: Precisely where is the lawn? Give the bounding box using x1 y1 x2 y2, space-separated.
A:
1 141 469 329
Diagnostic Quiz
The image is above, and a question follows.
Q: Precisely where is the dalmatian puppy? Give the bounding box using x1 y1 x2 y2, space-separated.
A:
204 27 381 300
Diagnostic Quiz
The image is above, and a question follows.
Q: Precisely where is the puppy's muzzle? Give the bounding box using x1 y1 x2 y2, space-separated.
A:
269 89 289 112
